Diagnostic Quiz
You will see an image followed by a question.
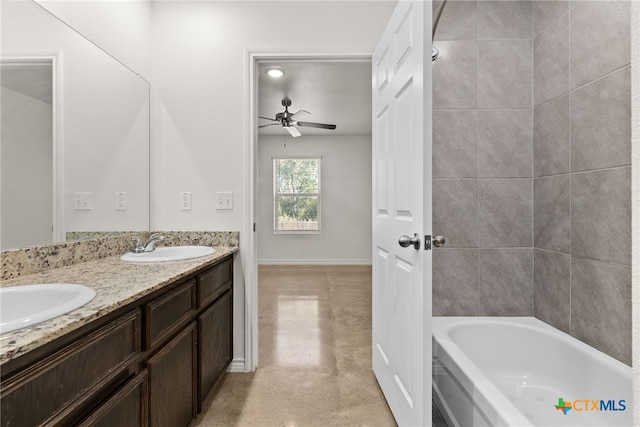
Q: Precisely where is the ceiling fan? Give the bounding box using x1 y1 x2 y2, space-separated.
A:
259 98 336 138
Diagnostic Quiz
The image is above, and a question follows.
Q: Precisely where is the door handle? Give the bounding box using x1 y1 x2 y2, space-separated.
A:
432 235 445 247
398 233 421 250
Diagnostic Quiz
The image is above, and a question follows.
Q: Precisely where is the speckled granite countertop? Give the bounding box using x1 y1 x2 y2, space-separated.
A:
0 246 237 365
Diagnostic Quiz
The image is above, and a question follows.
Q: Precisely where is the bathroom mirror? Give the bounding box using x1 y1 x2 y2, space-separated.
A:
0 1 150 250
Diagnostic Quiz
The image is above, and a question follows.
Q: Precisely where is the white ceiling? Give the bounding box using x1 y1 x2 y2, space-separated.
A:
258 60 372 137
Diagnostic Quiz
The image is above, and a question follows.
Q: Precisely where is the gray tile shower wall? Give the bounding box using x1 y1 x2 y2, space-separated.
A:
433 0 631 366
533 0 568 37
433 179 478 247
533 94 570 176
478 179 532 247
533 249 571 333
477 1 532 40
533 175 570 253
478 40 532 108
570 256 632 365
478 110 532 178
569 0 630 89
571 67 631 172
432 0 534 318
532 0 631 365
478 248 533 316
432 110 478 177
433 248 479 316
533 13 570 106
433 40 478 108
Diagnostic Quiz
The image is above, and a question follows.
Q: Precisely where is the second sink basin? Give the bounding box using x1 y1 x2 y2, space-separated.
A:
121 246 216 263
0 284 97 334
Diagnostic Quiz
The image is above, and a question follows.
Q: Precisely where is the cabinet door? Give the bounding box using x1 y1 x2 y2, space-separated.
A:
198 290 232 410
77 370 148 427
147 323 196 427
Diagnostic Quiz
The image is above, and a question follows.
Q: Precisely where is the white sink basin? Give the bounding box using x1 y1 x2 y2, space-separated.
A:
120 246 216 262
0 284 97 334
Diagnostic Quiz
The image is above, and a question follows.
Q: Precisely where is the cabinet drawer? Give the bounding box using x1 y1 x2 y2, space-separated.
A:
77 370 148 427
198 257 232 307
0 310 140 427
145 280 196 350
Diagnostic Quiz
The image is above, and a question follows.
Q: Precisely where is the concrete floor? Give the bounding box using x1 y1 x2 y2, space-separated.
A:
195 265 397 426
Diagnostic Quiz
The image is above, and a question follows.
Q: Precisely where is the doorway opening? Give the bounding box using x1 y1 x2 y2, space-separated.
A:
246 53 373 372
0 55 62 250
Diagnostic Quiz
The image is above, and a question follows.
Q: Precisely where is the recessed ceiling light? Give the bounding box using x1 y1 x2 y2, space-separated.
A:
267 68 284 78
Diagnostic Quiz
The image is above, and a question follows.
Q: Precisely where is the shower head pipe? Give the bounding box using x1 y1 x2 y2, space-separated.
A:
432 0 448 39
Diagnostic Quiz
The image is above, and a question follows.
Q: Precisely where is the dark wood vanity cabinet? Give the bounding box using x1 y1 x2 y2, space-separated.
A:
197 257 233 410
1 310 141 427
0 254 233 427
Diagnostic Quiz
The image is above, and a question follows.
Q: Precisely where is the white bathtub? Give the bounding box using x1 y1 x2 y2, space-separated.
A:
432 317 632 427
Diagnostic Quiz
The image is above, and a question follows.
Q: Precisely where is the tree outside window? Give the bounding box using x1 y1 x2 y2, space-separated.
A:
273 157 321 233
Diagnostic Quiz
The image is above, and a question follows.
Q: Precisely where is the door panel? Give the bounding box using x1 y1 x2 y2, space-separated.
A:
393 79 415 215
372 1 432 425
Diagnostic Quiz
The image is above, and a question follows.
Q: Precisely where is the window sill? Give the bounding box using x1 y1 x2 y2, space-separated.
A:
273 231 321 235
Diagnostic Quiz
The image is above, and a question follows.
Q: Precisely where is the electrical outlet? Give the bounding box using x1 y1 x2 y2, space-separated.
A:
215 192 233 210
181 192 192 210
74 192 93 210
116 192 126 211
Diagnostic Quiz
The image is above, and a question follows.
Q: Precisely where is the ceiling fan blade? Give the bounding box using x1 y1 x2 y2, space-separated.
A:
259 116 279 122
296 121 337 130
285 125 302 138
289 110 311 121
258 123 280 128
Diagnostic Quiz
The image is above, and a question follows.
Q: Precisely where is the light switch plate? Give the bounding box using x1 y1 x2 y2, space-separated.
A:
216 192 233 210
74 192 93 210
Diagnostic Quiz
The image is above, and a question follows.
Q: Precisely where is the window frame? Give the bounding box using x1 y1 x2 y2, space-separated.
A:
272 155 322 234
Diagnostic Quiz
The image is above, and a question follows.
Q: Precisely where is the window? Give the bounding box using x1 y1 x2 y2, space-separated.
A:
273 157 321 233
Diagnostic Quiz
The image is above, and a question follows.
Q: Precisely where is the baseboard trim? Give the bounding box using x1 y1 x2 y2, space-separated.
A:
227 358 247 373
258 259 372 266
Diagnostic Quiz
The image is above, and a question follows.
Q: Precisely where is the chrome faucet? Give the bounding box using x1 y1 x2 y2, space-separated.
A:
131 234 165 253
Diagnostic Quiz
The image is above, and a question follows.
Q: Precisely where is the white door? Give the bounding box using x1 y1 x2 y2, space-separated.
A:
372 1 432 426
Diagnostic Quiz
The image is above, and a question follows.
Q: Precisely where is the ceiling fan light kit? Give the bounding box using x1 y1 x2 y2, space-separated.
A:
258 98 336 138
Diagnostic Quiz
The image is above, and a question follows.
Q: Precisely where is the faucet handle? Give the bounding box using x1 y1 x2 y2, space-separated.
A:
131 236 145 253
143 234 165 252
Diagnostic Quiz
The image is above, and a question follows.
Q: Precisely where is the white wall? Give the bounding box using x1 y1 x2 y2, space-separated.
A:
1 87 53 249
35 0 152 78
150 0 396 366
258 135 372 265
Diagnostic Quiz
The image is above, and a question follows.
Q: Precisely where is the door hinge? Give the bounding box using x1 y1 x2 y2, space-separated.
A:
425 235 431 250
253 222 256 232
